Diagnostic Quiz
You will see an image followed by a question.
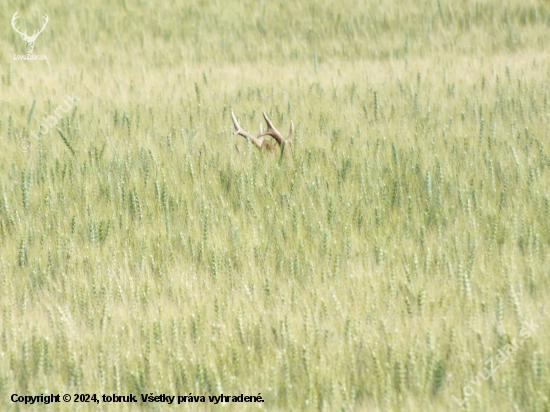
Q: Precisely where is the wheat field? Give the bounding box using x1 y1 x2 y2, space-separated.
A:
1 0 550 411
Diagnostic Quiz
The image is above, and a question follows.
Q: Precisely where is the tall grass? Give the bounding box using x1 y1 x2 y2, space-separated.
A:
1 0 550 410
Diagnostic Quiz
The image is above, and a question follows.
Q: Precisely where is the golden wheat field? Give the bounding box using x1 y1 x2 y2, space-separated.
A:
1 0 550 411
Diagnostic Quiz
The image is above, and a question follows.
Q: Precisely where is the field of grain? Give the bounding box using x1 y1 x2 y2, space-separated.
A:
1 0 550 411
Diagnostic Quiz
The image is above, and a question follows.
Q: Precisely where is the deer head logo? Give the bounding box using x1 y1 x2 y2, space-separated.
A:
11 11 49 54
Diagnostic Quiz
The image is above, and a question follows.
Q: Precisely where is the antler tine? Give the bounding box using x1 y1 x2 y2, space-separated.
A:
259 112 285 147
231 110 244 135
287 120 294 143
230 111 263 149
30 13 49 39
11 11 27 37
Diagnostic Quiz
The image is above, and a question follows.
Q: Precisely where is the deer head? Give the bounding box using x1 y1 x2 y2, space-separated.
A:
12 11 49 54
231 111 294 154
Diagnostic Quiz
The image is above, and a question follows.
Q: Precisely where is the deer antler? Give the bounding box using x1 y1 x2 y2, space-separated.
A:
28 13 49 41
231 111 264 149
11 11 28 38
287 120 294 143
258 112 284 146
231 111 294 154
12 12 48 40
12 11 48 54
258 112 294 147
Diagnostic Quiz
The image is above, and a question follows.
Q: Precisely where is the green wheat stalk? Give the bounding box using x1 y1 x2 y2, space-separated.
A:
57 128 76 156
27 100 36 126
